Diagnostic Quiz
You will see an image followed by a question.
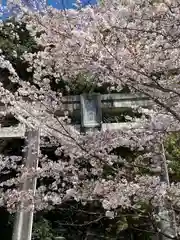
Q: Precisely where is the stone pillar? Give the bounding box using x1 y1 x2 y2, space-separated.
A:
154 143 177 240
12 129 40 240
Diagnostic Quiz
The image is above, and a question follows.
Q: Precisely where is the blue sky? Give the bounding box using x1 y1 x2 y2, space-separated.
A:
1 0 97 9
48 0 97 9
0 0 97 19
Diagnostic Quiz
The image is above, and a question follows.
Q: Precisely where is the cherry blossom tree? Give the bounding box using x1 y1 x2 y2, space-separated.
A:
1 0 180 238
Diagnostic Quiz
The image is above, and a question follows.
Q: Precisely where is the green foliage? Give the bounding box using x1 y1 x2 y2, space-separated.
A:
65 73 131 95
0 18 39 63
0 17 42 92
32 216 55 240
52 72 131 96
